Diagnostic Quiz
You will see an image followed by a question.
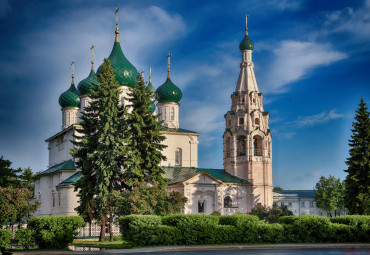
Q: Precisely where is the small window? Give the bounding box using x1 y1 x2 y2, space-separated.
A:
58 193 61 207
288 202 292 207
239 118 244 125
273 202 277 206
301 202 305 207
224 196 232 208
255 118 260 125
281 202 284 206
170 107 175 121
228 120 231 126
237 136 246 156
52 194 55 208
198 201 205 213
310 202 314 207
225 137 231 158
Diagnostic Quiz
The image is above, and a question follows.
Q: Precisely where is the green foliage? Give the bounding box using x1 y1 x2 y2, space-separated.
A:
314 175 344 215
273 186 284 192
123 72 167 189
219 214 259 227
257 223 284 243
290 215 331 243
0 187 40 226
344 98 370 215
115 184 187 216
211 211 221 216
330 215 370 226
28 216 85 249
0 156 21 187
72 59 126 241
15 229 35 249
250 204 293 223
118 215 161 243
0 229 12 251
278 215 300 225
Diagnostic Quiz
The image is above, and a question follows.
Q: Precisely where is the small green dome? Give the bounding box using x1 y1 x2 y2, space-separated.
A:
97 42 138 88
59 83 80 108
149 101 156 112
147 82 155 93
239 34 254 51
155 77 182 103
78 70 100 96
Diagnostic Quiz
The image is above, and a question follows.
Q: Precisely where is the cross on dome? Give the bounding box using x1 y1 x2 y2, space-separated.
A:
167 53 172 78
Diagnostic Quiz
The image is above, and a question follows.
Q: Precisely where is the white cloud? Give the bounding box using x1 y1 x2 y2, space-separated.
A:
261 40 347 94
291 109 343 127
324 0 370 42
294 171 323 182
0 0 11 18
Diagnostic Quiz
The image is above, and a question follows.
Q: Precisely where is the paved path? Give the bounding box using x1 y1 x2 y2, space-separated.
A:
12 244 370 255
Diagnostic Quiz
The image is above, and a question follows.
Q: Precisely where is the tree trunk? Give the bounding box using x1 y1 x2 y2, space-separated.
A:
109 219 113 242
99 216 106 242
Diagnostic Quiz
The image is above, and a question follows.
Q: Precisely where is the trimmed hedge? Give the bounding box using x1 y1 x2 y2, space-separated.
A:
118 214 370 246
219 214 259 228
28 216 85 249
0 229 12 251
330 215 370 226
15 229 36 249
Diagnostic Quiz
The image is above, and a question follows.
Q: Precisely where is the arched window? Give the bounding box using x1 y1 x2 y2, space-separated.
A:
198 201 205 213
253 135 263 156
239 117 244 125
175 148 182 166
255 118 260 125
225 137 231 158
224 196 232 208
237 136 246 156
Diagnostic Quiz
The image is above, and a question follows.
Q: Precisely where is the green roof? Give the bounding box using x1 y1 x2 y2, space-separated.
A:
239 34 254 51
163 166 249 185
57 171 81 187
160 126 200 135
263 111 269 116
78 70 100 96
147 82 155 93
59 83 80 108
156 77 182 103
97 42 138 88
37 159 75 177
275 190 315 198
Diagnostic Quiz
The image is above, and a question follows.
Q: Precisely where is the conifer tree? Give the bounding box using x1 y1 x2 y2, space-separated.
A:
72 58 127 241
344 98 370 215
123 73 167 189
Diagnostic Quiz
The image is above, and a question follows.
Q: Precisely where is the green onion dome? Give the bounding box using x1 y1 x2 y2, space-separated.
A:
147 81 155 93
77 70 100 96
155 77 182 103
59 83 80 108
97 42 138 88
149 101 156 112
239 34 254 51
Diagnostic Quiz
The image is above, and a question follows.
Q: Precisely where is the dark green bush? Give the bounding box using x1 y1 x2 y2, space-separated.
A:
257 223 284 243
278 215 300 225
330 215 370 227
240 221 259 243
15 229 35 249
329 223 355 243
162 214 219 245
28 216 85 249
138 225 182 246
118 215 161 241
291 215 331 243
0 229 12 252
219 214 259 228
211 211 221 216
211 225 240 244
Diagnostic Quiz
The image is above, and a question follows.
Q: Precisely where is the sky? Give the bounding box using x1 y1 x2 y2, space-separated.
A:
0 0 369 190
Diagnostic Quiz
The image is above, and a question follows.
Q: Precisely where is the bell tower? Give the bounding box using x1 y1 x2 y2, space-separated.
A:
223 16 273 208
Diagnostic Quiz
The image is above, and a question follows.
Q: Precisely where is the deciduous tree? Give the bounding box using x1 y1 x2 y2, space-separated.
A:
314 175 344 216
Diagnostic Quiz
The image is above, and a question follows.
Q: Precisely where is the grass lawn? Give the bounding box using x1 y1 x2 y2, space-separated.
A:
72 237 133 249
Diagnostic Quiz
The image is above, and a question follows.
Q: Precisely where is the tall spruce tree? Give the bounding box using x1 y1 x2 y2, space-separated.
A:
344 98 370 215
123 72 167 189
72 58 127 241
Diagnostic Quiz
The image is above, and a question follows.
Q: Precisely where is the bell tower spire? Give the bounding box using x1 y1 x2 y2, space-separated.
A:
223 17 273 210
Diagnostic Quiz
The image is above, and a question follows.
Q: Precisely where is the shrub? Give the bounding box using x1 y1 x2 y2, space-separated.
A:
211 211 221 216
219 214 259 228
329 223 355 243
211 225 240 244
330 215 370 227
15 229 35 249
0 229 12 252
28 216 85 249
291 215 331 243
250 205 293 223
162 214 219 245
257 223 284 243
118 215 161 240
278 215 300 225
240 221 259 243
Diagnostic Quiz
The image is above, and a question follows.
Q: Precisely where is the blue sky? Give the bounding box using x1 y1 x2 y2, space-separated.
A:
0 0 369 190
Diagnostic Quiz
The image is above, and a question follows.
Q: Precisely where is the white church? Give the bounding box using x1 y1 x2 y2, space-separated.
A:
34 14 273 217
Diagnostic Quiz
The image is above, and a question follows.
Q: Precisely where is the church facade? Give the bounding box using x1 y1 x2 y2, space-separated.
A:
34 16 272 216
